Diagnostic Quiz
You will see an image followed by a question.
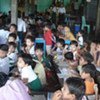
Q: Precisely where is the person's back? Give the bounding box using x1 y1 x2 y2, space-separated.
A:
0 78 31 100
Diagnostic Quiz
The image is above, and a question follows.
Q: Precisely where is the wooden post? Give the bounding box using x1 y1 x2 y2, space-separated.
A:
11 0 17 24
96 0 100 35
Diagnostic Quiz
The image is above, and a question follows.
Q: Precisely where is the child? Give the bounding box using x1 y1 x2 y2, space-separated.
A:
95 41 100 69
44 24 52 55
0 44 10 74
52 77 86 100
9 24 19 43
8 33 17 43
0 72 32 100
76 30 84 47
70 40 78 60
52 38 65 61
24 35 35 57
81 64 98 95
34 47 51 68
90 40 97 58
17 53 42 91
7 42 17 69
78 51 94 74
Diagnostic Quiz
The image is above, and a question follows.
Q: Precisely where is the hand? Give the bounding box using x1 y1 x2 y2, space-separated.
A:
52 90 62 100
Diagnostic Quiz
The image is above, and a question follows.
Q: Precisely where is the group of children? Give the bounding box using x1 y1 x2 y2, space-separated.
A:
0 12 100 100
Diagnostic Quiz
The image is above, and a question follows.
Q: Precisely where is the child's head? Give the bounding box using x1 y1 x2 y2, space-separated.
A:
81 64 96 80
0 72 8 87
64 52 73 62
90 40 97 50
8 33 17 43
8 42 16 53
62 77 85 100
35 47 43 57
77 30 83 37
79 52 94 66
25 35 35 47
57 39 65 48
44 24 51 32
96 41 100 51
0 44 8 58
70 40 78 52
17 53 33 68
9 24 17 33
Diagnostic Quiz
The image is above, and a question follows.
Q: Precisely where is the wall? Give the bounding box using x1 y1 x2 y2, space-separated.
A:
0 0 11 14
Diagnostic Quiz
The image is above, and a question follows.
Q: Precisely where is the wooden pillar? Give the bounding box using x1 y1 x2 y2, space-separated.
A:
11 0 18 24
96 0 100 34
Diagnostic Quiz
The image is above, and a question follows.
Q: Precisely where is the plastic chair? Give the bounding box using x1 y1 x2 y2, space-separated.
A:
74 24 80 34
81 16 90 33
35 38 46 55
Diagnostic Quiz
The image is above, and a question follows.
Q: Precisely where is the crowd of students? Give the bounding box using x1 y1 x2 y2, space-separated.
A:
0 10 100 100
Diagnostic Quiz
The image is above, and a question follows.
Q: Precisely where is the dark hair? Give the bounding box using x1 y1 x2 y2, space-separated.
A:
8 33 17 40
35 46 43 52
81 52 94 63
71 40 78 47
25 35 35 42
66 77 85 100
0 44 8 52
10 24 17 30
0 72 8 87
82 64 100 93
18 53 36 69
64 52 73 60
8 42 17 48
82 64 96 79
57 38 65 47
18 10 21 18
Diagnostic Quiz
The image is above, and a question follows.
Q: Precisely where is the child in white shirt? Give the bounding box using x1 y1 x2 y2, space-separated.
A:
0 44 10 74
17 53 42 91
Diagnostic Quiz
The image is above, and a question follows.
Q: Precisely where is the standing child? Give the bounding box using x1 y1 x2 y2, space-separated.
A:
17 53 42 91
0 44 10 74
44 24 52 55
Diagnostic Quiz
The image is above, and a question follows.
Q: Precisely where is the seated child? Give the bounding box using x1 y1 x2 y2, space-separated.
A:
0 44 10 74
8 33 17 43
95 42 100 68
0 72 32 100
76 30 84 47
17 53 42 91
33 59 47 86
7 42 17 70
78 52 94 74
81 64 98 95
70 40 78 60
34 47 51 68
52 38 65 61
24 35 35 57
62 52 79 80
52 77 87 100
